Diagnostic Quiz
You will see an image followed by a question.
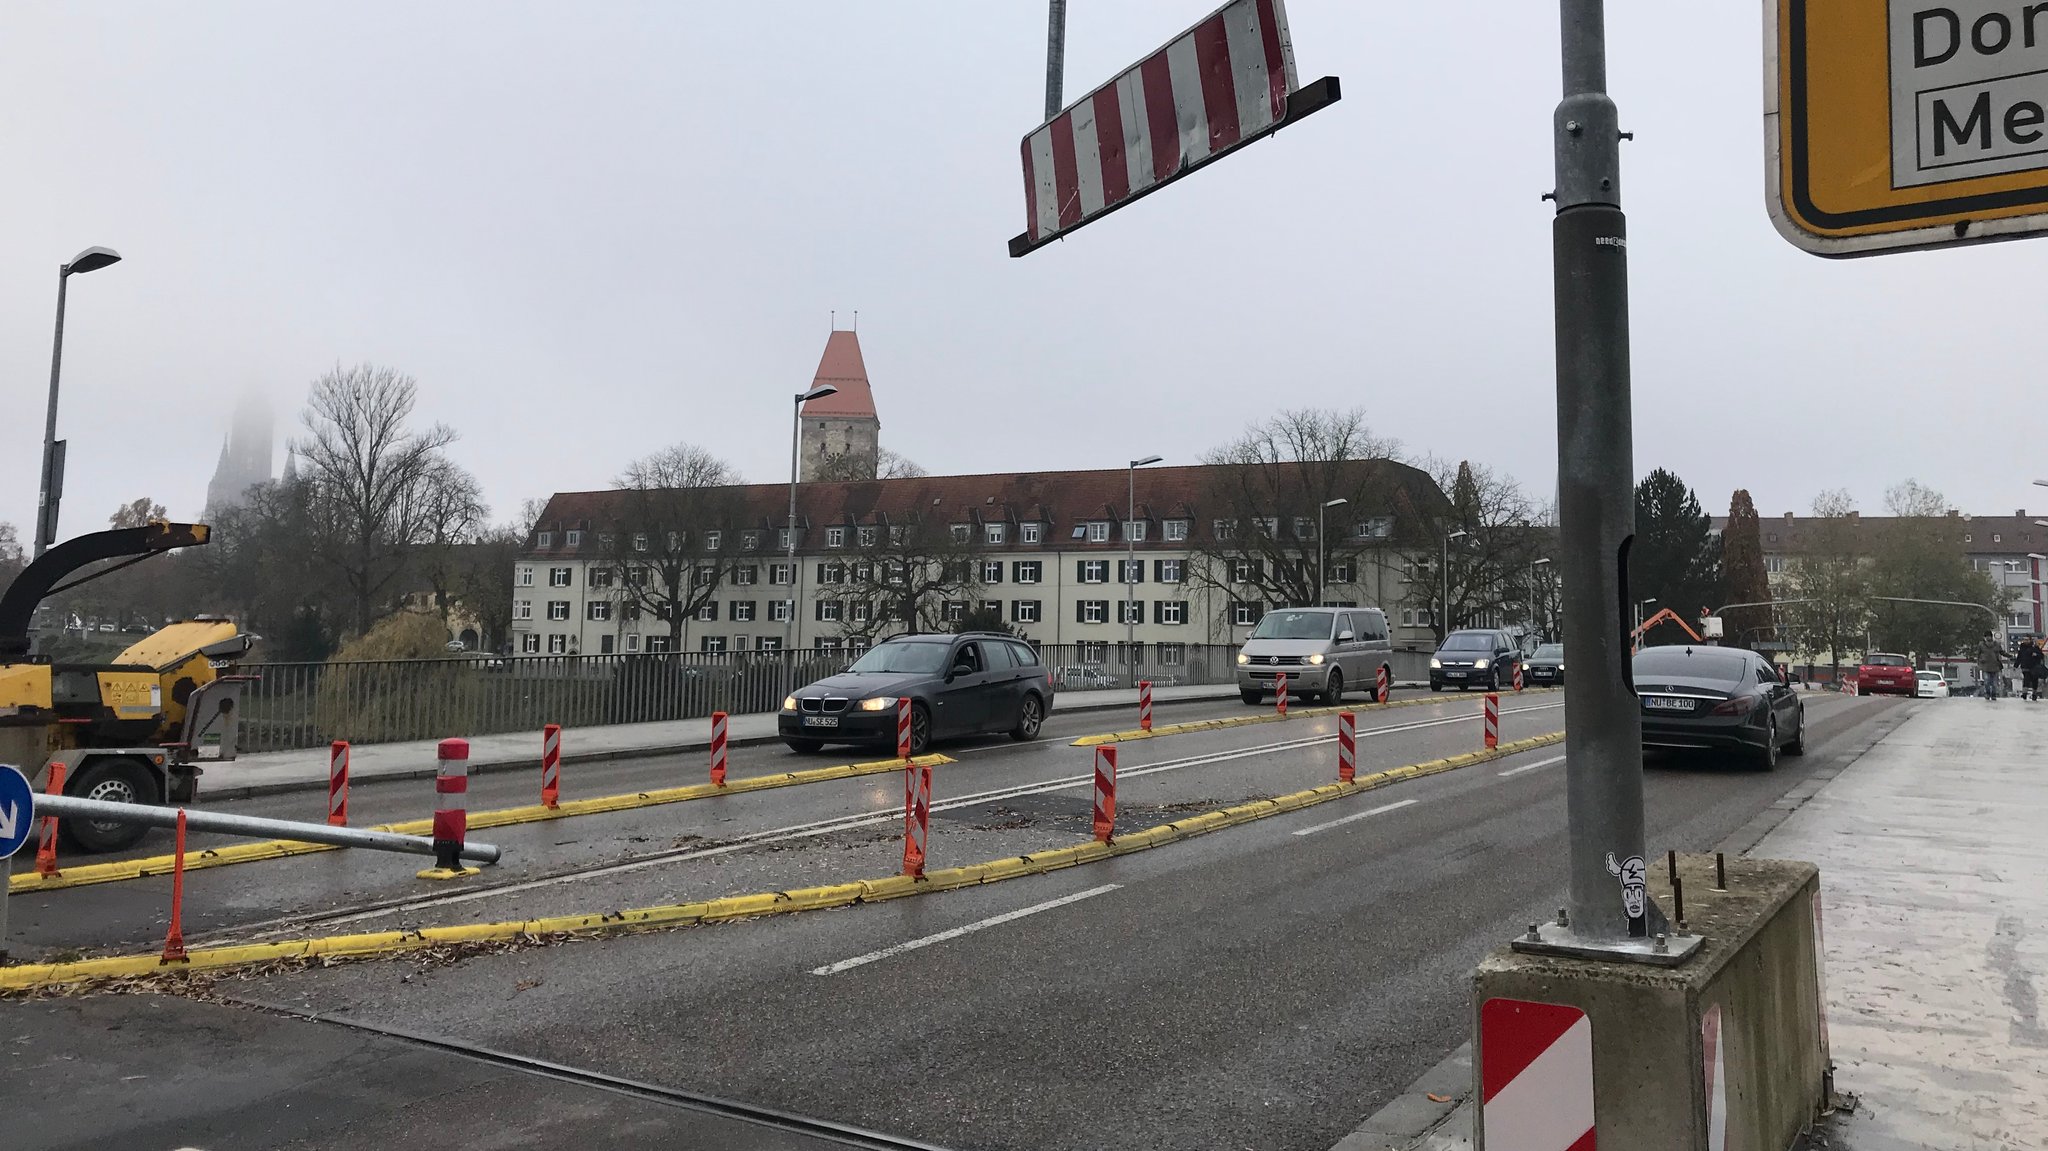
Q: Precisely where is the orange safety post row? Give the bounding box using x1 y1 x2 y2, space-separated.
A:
1138 679 1153 732
1484 692 1500 750
327 741 349 827
1337 711 1357 783
541 723 563 807
35 762 66 878
897 697 913 762
1376 664 1391 704
1092 745 1118 843
1277 672 1288 717
708 712 728 787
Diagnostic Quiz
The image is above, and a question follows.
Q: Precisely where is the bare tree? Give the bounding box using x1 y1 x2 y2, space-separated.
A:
411 457 489 627
810 447 929 483
292 364 463 635
606 443 743 651
1784 489 1867 680
829 510 986 643
1410 457 1547 642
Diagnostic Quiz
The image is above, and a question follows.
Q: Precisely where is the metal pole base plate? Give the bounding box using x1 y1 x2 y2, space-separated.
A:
415 865 482 882
1510 921 1705 967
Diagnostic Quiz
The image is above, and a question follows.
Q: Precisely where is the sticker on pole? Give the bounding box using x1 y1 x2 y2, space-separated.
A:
0 765 35 859
1768 0 2048 255
1481 997 1595 1150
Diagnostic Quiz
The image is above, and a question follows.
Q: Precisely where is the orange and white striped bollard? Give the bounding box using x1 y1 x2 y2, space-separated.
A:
1376 664 1391 704
897 697 913 761
35 762 66 878
901 760 931 878
419 738 475 879
541 723 562 806
160 808 189 964
1337 711 1357 782
1484 692 1500 750
1277 671 1288 716
1513 663 1525 694
709 712 727 787
327 741 349 826
1138 680 1153 732
1092 746 1118 843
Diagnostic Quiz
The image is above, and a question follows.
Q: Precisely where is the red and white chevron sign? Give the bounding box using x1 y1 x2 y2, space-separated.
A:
1010 0 1339 256
1481 997 1595 1150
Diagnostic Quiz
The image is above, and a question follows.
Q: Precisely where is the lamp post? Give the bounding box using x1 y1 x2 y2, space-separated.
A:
1529 557 1552 642
1319 498 1348 607
1441 529 1470 640
786 384 839 658
1126 455 1163 667
35 245 123 557
1635 596 1657 636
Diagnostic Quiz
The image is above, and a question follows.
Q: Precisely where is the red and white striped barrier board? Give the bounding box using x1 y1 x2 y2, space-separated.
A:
327 741 349 827
1277 671 1288 716
1484 692 1500 750
541 724 562 806
1139 679 1154 732
1514 663 1526 694
1703 1004 1727 1151
901 761 931 878
709 712 728 788
429 738 469 873
1337 711 1356 783
1092 746 1119 843
1375 664 1390 704
897 697 913 761
160 808 189 964
1481 997 1595 1150
35 762 66 878
1013 0 1338 255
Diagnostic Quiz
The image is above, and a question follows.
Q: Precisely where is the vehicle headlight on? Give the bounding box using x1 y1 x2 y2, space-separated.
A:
1556 662 1564 671
857 696 896 711
1236 653 1250 666
1474 658 1490 670
1429 657 1441 669
781 695 798 711
1306 653 1325 665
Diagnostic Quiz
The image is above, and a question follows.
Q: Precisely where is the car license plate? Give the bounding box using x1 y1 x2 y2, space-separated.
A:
802 716 839 728
1643 696 1693 712
1445 670 1465 678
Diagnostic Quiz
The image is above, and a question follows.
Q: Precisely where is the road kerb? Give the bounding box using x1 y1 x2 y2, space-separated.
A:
8 754 954 895
1072 688 1559 746
0 732 1564 993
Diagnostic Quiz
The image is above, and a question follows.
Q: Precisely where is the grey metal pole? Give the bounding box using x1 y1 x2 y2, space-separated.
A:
1044 0 1068 121
35 267 69 558
1318 507 1326 607
1551 0 1658 945
1441 534 1448 641
1126 462 1137 656
32 792 502 863
786 394 801 657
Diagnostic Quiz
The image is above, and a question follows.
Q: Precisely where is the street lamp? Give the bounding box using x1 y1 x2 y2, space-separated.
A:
1126 455 1163 666
1319 498 1348 606
786 384 838 656
34 245 123 557
1441 529 1470 638
1635 596 1658 637
1529 557 1552 642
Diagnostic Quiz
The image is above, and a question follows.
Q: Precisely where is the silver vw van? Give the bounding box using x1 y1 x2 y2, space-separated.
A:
1235 606 1395 705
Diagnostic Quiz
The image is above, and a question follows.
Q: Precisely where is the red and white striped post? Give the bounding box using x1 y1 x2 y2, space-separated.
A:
1513 663 1525 694
897 697 913 761
326 741 349 827
1375 664 1391 705
1138 680 1153 732
1337 711 1357 783
35 762 66 879
708 712 728 788
1092 746 1118 843
422 738 473 878
1276 671 1289 716
160 808 189 964
541 723 562 806
901 760 931 878
1484 693 1500 750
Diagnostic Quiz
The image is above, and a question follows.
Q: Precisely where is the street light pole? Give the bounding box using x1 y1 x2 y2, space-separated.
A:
1442 529 1469 640
35 246 122 558
1530 557 1552 641
1043 0 1068 121
1320 498 1348 607
1127 456 1163 666
786 385 838 660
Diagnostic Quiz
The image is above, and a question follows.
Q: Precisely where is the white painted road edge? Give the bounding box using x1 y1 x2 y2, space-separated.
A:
1290 799 1419 837
1497 754 1567 778
809 884 1124 975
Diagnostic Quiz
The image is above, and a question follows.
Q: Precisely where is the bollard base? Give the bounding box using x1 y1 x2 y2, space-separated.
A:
1510 921 1704 966
415 865 482 881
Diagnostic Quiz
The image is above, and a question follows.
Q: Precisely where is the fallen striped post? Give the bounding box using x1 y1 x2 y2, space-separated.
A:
1484 692 1500 750
709 712 728 788
541 724 562 807
327 741 349 827
1092 745 1118 843
1337 711 1356 783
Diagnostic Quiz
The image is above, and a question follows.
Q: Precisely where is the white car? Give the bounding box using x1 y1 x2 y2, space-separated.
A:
1915 671 1951 698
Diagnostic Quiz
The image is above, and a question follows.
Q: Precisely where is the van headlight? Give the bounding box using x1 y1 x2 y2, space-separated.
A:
1429 657 1441 669
1306 653 1325 665
857 696 896 711
1556 661 1564 671
1236 653 1250 666
782 695 798 711
1474 658 1490 670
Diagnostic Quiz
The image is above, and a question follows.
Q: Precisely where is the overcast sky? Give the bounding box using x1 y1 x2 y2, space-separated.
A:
2 2 2039 545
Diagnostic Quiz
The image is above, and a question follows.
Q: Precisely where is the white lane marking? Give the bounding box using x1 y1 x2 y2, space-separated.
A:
1289 799 1419 837
1498 754 1567 778
217 702 1565 939
809 884 1123 976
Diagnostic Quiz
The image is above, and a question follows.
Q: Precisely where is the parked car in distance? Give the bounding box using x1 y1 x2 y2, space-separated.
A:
780 632 1051 756
1634 645 1804 770
1855 653 1917 696
1915 670 1951 698
1525 643 1565 686
1056 665 1119 689
1429 629 1523 692
1235 606 1394 706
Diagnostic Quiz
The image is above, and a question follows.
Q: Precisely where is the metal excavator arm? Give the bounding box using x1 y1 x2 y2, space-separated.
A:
0 522 211 657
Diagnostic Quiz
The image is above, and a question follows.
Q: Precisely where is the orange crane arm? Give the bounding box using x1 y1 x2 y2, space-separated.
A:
1630 607 1704 651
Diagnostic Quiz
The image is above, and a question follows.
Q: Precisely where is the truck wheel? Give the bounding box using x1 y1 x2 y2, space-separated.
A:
62 758 158 853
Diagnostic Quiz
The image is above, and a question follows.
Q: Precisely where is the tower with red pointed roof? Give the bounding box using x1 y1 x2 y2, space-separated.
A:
798 328 881 482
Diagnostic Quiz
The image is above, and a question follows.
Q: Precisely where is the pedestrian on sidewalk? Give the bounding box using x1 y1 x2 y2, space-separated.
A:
2020 635 2046 702
1976 632 2007 701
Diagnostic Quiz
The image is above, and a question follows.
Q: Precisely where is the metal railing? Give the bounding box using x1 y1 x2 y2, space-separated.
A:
232 643 1443 752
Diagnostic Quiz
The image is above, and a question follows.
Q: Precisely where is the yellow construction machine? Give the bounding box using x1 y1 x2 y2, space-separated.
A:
0 522 253 850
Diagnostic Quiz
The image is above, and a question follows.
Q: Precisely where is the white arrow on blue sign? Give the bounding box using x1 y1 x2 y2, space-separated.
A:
0 765 36 859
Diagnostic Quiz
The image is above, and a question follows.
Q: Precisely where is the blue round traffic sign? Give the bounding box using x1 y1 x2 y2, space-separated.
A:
0 764 35 859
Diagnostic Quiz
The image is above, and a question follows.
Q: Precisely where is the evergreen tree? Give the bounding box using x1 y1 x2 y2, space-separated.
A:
1720 490 1773 651
1631 470 1722 643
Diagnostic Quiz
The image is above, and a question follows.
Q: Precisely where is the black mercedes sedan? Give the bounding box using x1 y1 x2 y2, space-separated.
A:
779 632 1052 755
1634 645 1804 769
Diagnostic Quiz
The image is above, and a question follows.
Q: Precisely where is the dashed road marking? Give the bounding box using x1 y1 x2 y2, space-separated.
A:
1498 754 1568 778
1290 799 1419 837
809 883 1124 975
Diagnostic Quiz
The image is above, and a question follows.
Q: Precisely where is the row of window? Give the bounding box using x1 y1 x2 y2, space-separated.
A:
521 555 1384 592
533 515 1403 555
516 632 1210 664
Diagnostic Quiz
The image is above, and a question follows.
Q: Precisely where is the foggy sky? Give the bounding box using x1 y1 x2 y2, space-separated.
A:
2 2 2039 547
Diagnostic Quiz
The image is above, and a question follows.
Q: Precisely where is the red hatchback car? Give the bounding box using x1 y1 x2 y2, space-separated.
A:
1855 653 1918 696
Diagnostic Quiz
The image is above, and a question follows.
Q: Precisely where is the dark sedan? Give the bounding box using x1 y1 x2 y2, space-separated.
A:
779 633 1051 755
1635 645 1805 769
1525 643 1565 686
